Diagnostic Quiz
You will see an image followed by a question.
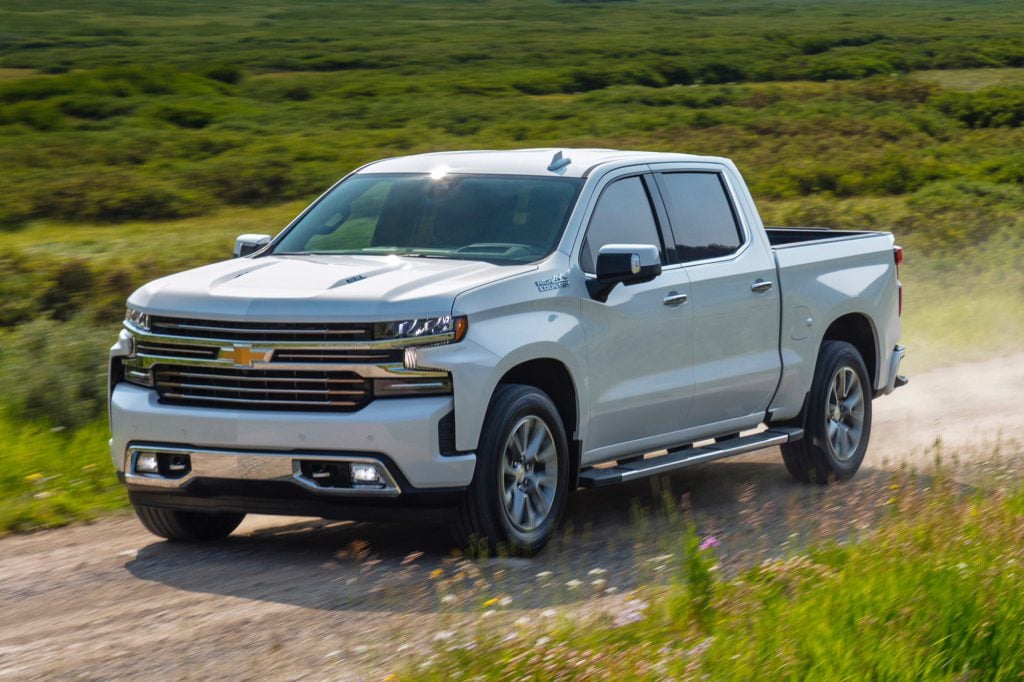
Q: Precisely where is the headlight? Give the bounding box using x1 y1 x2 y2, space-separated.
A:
125 306 150 331
374 316 467 343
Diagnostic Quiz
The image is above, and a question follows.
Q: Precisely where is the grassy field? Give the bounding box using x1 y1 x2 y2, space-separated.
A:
1 0 1023 534
408 461 1024 679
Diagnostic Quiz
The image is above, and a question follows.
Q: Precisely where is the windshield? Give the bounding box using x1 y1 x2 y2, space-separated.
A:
272 173 583 263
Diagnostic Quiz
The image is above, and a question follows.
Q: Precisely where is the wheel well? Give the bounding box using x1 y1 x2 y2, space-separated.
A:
498 359 580 483
822 313 877 385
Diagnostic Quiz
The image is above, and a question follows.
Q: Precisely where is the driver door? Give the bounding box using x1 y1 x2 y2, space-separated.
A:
577 173 695 464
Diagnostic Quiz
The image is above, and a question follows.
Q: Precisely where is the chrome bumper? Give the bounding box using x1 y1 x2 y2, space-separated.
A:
124 445 401 497
110 383 476 489
883 344 908 395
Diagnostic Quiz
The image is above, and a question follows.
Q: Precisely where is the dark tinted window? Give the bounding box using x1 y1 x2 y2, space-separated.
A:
580 176 662 272
273 174 582 264
659 172 743 262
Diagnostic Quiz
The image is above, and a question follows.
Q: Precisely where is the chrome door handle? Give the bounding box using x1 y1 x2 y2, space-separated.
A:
751 279 774 293
663 292 689 306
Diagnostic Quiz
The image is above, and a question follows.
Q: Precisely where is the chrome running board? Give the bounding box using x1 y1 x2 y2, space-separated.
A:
577 427 804 488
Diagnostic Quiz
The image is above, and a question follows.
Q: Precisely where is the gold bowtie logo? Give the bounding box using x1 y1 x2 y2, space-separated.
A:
219 345 270 367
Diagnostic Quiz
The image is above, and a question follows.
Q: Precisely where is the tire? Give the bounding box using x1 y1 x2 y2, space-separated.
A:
781 340 872 484
454 384 570 556
133 505 245 542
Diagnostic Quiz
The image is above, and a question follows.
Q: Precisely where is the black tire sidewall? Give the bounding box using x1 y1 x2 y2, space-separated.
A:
808 341 873 478
472 385 569 554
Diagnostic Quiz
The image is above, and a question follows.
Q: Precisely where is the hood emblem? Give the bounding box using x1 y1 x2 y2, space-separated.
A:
219 344 271 367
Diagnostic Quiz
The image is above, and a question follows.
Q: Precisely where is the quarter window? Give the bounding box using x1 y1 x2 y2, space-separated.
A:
659 172 743 262
580 176 663 272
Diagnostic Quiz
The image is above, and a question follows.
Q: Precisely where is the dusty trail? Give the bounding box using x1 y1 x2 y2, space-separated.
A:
1 354 1022 680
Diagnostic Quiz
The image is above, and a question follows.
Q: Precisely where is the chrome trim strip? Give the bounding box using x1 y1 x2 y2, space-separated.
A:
153 370 365 384
152 321 367 336
125 445 401 497
124 320 456 350
126 355 447 378
159 393 363 408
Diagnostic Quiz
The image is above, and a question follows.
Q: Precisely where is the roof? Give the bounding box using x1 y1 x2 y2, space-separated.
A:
357 148 715 178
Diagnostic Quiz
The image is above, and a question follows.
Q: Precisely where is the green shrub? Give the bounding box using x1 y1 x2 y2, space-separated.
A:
0 317 113 429
39 172 206 222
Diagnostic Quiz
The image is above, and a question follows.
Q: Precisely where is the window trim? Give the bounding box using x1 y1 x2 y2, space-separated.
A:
651 170 750 268
577 172 672 276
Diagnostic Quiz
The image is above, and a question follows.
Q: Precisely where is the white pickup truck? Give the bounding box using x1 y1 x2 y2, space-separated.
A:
110 148 906 554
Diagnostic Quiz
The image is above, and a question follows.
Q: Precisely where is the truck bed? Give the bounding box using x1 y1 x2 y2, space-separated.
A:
766 227 878 247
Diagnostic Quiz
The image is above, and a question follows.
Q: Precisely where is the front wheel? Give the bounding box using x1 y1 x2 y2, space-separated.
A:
133 505 245 542
781 340 872 484
454 384 569 556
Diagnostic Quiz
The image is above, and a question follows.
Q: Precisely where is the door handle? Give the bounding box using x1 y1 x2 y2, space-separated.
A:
751 279 774 293
663 292 689 306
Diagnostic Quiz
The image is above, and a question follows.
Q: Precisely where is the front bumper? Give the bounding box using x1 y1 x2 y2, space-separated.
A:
110 383 476 498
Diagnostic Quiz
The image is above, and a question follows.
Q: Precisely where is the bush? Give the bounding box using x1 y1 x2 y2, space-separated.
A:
39 172 206 222
0 316 113 429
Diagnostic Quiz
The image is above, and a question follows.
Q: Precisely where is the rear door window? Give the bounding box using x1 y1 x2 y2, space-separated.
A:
657 172 743 262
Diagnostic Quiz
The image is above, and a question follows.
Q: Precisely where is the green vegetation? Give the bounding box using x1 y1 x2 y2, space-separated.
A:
414 473 1024 679
1 0 1023 532
0 416 123 533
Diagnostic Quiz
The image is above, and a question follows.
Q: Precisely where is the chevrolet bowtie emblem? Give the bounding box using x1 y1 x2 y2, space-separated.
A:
219 345 270 367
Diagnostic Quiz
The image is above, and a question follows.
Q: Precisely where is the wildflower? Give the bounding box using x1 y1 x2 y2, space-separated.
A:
536 570 553 580
483 596 500 608
498 596 512 607
24 473 44 483
591 578 607 589
429 568 444 579
541 608 557 618
481 609 495 618
514 616 531 628
698 536 720 551
536 636 550 647
440 594 457 605
566 579 582 589
433 630 455 642
604 586 618 595
588 568 606 576
612 599 648 628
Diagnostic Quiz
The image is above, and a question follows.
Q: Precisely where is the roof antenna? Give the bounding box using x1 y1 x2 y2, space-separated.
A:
547 150 572 172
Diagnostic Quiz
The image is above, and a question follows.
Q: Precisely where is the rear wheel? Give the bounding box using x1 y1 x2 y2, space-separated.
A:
454 384 569 556
781 340 872 484
133 505 245 542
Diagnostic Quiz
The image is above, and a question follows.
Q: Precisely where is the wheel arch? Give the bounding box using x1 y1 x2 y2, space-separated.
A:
496 358 581 487
821 312 878 386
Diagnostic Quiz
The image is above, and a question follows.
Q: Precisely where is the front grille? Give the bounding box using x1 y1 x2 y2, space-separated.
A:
153 365 372 411
137 341 219 360
271 348 404 363
148 316 373 343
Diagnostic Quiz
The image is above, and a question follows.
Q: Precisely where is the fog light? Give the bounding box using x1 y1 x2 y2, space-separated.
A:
351 463 382 484
135 452 159 474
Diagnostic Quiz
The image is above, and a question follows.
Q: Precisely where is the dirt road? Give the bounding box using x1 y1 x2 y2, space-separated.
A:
1 354 1022 680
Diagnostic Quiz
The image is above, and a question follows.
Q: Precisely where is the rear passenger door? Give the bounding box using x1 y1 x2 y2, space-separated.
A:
578 172 695 462
652 169 781 429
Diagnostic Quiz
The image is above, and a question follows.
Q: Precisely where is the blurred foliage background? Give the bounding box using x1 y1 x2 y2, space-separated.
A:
1 0 1023 530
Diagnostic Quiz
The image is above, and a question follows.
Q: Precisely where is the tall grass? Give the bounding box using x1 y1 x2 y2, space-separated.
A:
0 416 122 534
412 473 1024 679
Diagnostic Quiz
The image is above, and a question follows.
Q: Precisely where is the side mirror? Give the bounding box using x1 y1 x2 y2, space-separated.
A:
233 234 272 258
586 243 662 302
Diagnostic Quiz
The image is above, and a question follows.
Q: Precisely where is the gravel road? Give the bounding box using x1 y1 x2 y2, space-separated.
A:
2 353 1022 680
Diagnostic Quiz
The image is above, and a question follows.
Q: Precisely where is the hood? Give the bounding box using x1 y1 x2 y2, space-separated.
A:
129 254 536 322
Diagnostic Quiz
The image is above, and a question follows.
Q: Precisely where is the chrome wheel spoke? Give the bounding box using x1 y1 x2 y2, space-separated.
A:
825 364 865 462
499 415 559 533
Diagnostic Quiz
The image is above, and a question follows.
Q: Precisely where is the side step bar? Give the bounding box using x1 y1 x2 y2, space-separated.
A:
577 427 804 488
